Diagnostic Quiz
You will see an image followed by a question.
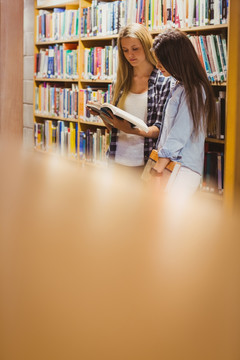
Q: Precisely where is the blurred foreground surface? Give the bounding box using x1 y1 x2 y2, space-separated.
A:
0 145 239 360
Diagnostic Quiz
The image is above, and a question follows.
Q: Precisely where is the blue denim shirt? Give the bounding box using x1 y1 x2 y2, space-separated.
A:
157 78 205 175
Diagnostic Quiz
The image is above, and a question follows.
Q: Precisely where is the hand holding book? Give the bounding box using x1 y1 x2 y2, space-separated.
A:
104 112 136 134
86 101 149 133
86 101 115 130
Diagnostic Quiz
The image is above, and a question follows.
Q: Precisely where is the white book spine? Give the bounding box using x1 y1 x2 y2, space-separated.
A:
214 0 220 25
209 35 220 82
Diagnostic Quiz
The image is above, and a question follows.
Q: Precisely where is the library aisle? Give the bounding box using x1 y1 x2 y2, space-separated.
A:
0 1 240 358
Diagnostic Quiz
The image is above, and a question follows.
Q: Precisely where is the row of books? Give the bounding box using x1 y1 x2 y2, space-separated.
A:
34 82 225 139
202 150 224 194
34 120 110 162
79 129 110 162
81 33 226 84
173 0 228 28
79 86 113 123
81 0 126 38
82 45 118 81
34 119 224 190
36 8 79 42
35 44 78 79
138 0 229 28
34 120 78 156
81 0 229 38
35 84 79 119
189 33 227 83
34 34 226 83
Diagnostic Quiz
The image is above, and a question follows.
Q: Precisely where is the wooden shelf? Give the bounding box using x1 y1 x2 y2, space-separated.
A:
81 24 228 42
179 23 228 33
35 113 78 122
80 120 106 127
36 38 79 46
80 79 113 84
211 82 227 86
206 138 225 144
34 78 79 82
35 114 106 126
36 1 79 10
81 34 118 42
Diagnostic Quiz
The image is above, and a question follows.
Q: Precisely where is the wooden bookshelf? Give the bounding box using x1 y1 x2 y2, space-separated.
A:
224 1 240 211
33 0 239 206
34 0 111 164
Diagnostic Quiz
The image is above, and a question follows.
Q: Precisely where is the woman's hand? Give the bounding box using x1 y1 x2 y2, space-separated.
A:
153 157 170 173
86 101 100 117
86 102 113 131
105 112 133 134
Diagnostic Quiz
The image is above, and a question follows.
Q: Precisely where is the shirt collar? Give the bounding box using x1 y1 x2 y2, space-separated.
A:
148 67 159 84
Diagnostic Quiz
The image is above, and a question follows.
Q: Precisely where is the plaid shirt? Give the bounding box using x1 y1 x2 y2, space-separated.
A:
108 68 171 164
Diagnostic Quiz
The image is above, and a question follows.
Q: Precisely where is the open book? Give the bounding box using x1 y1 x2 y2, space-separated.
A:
86 102 149 133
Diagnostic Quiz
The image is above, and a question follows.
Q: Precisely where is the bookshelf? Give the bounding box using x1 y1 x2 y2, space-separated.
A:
33 0 237 205
33 0 110 163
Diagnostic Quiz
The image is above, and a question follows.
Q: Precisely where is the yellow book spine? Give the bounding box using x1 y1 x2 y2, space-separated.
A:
49 120 52 150
39 84 42 112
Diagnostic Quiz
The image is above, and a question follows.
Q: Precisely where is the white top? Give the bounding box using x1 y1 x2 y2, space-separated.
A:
115 91 147 166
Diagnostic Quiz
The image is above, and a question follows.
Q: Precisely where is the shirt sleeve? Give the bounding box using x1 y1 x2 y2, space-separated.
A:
152 76 171 129
158 90 194 161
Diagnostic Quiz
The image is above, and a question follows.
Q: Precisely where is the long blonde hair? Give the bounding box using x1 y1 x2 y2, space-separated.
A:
112 23 156 108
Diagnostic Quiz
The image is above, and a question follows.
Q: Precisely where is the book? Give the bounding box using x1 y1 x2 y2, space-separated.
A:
141 149 181 191
204 151 224 193
86 102 149 133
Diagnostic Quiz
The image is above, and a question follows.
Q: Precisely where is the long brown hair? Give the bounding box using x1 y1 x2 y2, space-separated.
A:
153 29 216 136
112 23 156 108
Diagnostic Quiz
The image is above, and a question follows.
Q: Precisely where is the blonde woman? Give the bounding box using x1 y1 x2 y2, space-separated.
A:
91 23 171 169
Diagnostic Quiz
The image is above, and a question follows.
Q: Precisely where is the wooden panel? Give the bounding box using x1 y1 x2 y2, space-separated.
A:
0 0 23 141
224 0 240 211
